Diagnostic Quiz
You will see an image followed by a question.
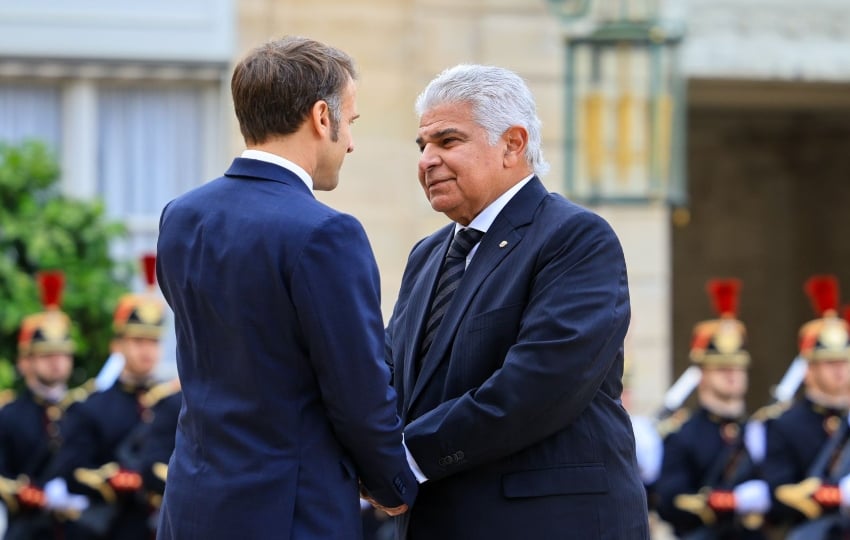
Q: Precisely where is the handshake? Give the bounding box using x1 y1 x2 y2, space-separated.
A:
359 483 408 517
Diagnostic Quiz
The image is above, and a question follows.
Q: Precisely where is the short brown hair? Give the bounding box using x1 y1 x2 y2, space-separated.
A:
231 36 357 145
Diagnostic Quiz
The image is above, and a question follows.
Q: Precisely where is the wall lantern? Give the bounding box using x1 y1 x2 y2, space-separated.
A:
549 1 687 205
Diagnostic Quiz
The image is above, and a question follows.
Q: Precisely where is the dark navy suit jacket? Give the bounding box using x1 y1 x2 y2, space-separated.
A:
386 177 649 539
156 158 416 539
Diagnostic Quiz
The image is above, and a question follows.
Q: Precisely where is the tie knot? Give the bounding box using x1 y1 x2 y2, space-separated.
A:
447 228 483 260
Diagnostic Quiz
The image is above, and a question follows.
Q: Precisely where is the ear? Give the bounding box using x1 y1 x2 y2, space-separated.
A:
502 126 528 168
310 100 332 139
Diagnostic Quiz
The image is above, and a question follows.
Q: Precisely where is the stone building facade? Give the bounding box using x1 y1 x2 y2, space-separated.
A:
1 0 849 413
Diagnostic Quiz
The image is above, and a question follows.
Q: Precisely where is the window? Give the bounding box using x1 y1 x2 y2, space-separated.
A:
0 82 61 150
0 75 224 259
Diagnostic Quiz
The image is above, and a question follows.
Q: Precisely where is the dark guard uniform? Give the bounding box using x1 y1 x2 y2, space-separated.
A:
768 275 850 539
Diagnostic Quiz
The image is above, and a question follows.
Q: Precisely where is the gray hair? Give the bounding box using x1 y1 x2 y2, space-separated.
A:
415 64 550 177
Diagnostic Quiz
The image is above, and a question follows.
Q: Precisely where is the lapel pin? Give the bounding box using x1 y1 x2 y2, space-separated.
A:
499 241 508 248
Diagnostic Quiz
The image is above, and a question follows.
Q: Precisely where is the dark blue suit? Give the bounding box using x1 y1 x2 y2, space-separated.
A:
156 158 416 539
386 178 648 539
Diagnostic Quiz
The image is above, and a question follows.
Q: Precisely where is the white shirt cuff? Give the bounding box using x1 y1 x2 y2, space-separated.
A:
402 434 428 484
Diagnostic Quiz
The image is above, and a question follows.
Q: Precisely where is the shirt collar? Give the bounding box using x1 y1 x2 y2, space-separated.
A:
455 174 534 235
241 149 314 191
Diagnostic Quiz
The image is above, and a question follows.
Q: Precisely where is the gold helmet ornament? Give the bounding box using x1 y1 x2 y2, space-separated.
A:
798 275 850 362
112 254 165 340
689 278 750 368
18 271 75 356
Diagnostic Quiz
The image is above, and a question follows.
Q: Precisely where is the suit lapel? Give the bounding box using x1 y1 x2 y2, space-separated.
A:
401 227 453 415
408 177 549 412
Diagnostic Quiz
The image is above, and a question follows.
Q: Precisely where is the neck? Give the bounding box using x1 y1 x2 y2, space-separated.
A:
28 380 67 403
806 389 850 411
248 134 315 177
119 371 154 387
700 392 745 419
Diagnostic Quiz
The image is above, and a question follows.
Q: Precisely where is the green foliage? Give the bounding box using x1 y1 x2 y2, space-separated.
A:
0 140 131 389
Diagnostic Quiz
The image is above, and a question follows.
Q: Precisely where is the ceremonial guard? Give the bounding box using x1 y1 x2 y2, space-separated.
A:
766 275 850 539
655 279 769 539
0 271 88 539
136 387 180 508
44 254 178 540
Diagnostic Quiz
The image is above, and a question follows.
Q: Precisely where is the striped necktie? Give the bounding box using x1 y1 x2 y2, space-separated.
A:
418 227 484 365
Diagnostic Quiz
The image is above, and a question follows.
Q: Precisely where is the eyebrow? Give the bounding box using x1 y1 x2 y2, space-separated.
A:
415 127 464 147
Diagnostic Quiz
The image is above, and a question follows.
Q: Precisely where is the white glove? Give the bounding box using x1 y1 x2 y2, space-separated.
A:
95 352 125 391
734 479 771 514
744 420 767 465
43 478 90 513
0 500 7 536
631 415 663 485
838 473 850 508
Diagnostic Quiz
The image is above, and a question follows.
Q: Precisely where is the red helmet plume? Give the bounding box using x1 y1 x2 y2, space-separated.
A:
706 278 742 318
37 270 65 309
804 275 839 316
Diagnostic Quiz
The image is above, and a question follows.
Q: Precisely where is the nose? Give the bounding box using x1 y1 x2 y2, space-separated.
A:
419 144 440 171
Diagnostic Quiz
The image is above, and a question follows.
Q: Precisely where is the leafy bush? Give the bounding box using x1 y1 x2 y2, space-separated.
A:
0 140 131 389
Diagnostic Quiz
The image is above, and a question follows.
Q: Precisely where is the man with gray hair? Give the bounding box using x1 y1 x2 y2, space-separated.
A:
385 64 649 538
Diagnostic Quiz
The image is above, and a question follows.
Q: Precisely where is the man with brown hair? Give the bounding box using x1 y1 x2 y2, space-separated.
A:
156 36 416 539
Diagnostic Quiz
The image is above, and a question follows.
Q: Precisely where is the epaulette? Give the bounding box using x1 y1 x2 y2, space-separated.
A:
139 378 181 410
750 400 791 422
61 378 98 409
656 408 691 438
0 389 16 409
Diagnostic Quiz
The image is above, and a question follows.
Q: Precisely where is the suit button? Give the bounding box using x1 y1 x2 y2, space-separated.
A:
394 477 406 495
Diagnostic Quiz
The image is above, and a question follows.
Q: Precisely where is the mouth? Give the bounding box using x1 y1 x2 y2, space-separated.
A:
426 177 454 188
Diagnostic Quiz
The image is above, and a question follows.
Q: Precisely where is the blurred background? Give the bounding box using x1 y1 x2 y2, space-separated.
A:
1 0 849 415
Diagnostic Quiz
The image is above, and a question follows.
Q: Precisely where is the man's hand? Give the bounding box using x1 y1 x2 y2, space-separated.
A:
359 485 408 516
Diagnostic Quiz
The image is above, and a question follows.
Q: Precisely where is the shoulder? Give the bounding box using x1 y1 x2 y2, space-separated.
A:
656 408 693 439
534 195 622 253
62 379 97 410
0 389 16 411
751 400 792 423
162 176 227 211
75 386 116 413
539 193 612 228
408 224 453 259
140 380 182 410
0 395 28 422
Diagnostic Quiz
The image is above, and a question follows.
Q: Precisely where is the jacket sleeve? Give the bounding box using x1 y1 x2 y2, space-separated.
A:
404 210 630 481
290 212 417 508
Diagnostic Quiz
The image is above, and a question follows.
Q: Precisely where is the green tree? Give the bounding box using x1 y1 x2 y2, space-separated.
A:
0 140 131 389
